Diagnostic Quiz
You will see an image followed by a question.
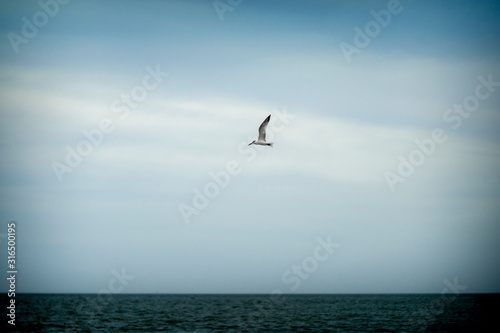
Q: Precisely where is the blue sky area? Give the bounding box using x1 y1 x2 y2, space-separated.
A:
1 0 499 294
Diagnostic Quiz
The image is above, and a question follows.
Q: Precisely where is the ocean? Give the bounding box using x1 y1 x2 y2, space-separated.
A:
1 293 496 332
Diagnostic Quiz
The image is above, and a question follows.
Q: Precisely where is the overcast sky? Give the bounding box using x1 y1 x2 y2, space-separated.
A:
1 0 499 294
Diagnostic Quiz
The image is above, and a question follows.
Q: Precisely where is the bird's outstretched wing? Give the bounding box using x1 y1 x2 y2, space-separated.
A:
258 115 271 141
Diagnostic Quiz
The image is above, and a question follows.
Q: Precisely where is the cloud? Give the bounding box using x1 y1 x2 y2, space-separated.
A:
1 0 500 294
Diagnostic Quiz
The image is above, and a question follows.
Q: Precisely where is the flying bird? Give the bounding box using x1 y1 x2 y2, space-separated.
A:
248 115 273 147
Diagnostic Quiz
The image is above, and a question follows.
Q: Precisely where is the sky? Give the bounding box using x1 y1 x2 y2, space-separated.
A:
0 0 499 294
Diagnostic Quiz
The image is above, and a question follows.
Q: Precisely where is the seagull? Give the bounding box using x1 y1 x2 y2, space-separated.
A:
248 115 273 147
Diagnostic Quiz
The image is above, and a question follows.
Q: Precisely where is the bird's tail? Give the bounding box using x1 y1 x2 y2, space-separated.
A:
269 142 274 148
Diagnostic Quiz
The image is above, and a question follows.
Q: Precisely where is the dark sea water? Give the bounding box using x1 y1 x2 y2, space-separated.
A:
1 293 497 332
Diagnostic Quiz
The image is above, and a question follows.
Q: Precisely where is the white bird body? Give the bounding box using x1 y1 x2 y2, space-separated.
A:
249 115 273 147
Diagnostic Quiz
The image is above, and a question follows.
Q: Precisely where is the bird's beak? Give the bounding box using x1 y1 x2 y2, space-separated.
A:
248 141 253 146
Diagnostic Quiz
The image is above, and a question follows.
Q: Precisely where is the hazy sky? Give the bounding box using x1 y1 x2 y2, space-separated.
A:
1 0 499 294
